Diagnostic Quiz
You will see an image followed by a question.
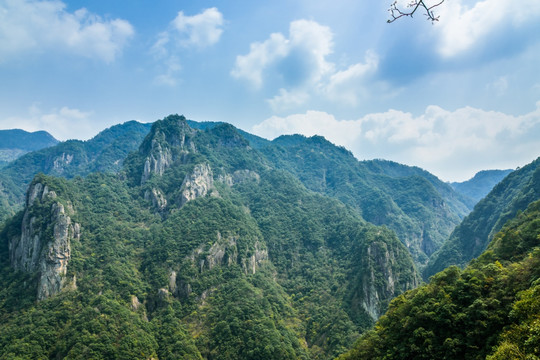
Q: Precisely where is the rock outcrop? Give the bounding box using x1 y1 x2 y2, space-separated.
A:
218 169 260 187
52 152 74 174
140 115 196 184
144 187 168 212
8 181 79 300
179 163 217 207
141 141 172 184
173 234 268 300
359 241 419 320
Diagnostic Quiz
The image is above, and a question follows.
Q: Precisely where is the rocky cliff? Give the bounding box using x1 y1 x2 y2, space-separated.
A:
140 115 196 184
8 180 79 300
179 163 217 207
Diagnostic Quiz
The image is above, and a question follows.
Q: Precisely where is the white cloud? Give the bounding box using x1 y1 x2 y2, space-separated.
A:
0 0 134 63
232 19 378 109
252 103 540 182
152 7 224 86
230 32 289 88
486 76 508 97
436 0 540 57
1 105 95 140
267 89 310 112
324 50 378 105
172 7 224 48
231 20 332 89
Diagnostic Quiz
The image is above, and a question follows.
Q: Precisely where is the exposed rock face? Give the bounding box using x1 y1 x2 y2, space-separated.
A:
140 117 196 184
243 241 268 275
218 169 260 187
8 181 79 300
141 140 173 184
179 163 217 207
350 239 419 322
192 236 267 274
144 188 167 212
175 235 268 300
362 242 419 320
53 153 74 173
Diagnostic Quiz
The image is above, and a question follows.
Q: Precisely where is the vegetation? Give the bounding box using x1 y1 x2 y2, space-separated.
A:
0 115 536 359
338 199 540 360
0 116 419 359
451 169 513 205
0 121 151 222
425 157 540 278
260 134 471 267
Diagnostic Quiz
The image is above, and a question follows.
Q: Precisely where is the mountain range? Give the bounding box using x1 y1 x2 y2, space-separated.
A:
0 129 58 166
0 115 537 359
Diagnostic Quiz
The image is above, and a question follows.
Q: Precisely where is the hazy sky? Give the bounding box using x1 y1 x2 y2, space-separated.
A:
0 0 539 181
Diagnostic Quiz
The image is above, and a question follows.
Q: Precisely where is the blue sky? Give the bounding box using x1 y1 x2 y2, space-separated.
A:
0 0 539 181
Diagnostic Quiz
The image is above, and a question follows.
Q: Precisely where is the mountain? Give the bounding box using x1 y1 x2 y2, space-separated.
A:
0 129 58 166
424 157 540 278
338 198 540 360
0 115 419 359
260 135 472 267
0 119 471 272
451 169 514 205
0 121 152 222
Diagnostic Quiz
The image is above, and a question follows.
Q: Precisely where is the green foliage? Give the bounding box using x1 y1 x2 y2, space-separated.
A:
451 169 513 205
0 129 58 152
260 136 470 267
339 199 540 360
0 115 422 359
426 157 540 278
0 121 151 222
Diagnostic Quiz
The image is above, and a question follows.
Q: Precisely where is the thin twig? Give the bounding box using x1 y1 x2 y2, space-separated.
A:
387 0 445 23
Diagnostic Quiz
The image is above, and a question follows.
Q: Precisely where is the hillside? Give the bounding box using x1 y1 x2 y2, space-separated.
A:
0 119 472 272
338 198 540 360
260 135 471 267
0 129 58 166
0 121 152 222
425 157 540 278
451 169 514 205
0 115 418 359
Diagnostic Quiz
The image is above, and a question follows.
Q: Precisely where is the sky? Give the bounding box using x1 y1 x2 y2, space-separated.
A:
0 0 539 182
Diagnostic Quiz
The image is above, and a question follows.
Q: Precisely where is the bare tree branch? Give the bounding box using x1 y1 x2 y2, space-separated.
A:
387 0 445 23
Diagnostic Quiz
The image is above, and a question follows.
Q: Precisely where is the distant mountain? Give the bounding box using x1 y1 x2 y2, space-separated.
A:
424 157 540 278
1 114 537 359
0 129 58 165
338 198 540 360
0 115 418 359
451 169 514 204
260 135 472 267
0 121 152 221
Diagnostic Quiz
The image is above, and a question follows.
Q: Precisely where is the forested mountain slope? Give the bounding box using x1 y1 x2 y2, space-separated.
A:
0 121 152 222
338 198 540 360
451 169 514 205
425 157 540 278
0 129 58 166
0 115 418 359
260 135 471 267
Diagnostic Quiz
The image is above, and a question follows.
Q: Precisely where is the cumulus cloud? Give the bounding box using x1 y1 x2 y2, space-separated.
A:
172 7 224 48
1 104 94 140
231 19 377 109
0 0 134 63
436 0 540 57
231 20 333 89
252 103 540 182
152 7 224 86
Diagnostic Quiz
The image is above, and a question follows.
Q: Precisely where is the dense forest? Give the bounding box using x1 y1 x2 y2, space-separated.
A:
0 114 537 359
0 129 58 166
338 199 540 359
0 115 418 359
